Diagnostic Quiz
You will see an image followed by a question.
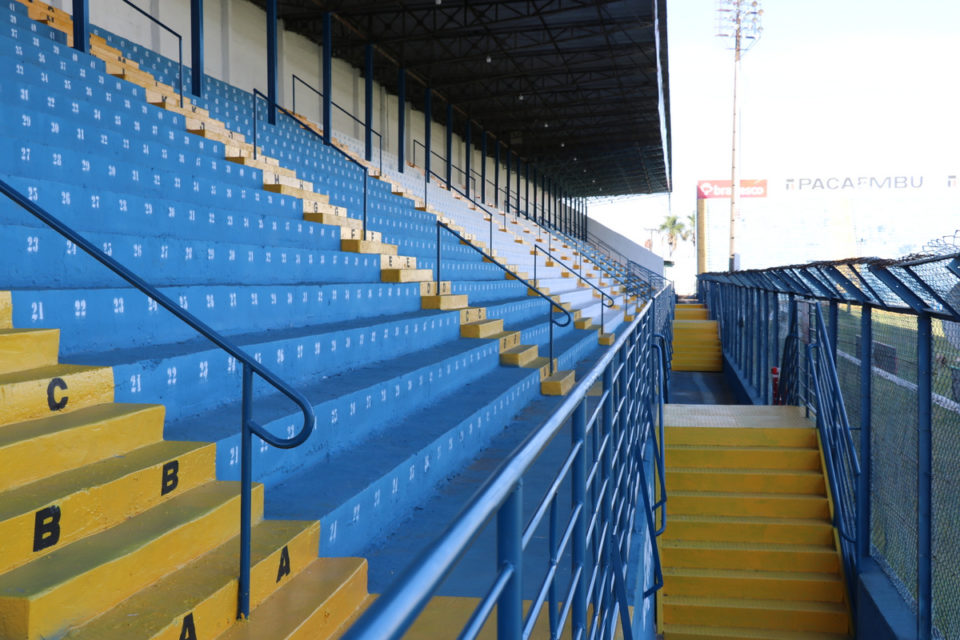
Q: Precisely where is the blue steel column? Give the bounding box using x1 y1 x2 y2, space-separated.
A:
515 154 521 215
464 120 471 199
321 12 332 145
505 149 511 214
761 290 769 403
364 44 374 162
445 102 453 189
494 143 500 208
423 88 432 180
571 399 588 637
857 305 872 565
497 483 523 639
397 68 405 173
72 0 89 53
531 167 538 224
829 300 839 366
524 161 530 219
190 0 204 97
917 312 932 640
480 129 487 203
266 0 278 125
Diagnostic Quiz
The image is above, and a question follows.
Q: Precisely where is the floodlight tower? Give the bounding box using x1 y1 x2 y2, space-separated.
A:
717 0 762 271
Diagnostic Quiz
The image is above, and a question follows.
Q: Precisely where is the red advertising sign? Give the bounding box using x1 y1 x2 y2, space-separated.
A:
697 179 768 199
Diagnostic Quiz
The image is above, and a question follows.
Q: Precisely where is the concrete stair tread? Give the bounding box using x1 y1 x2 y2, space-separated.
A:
0 402 161 450
0 362 106 385
663 540 834 552
667 444 817 452
663 594 847 613
217 557 371 640
669 467 822 476
667 514 833 527
664 567 842 582
671 490 827 500
0 363 114 427
0 328 60 374
63 520 320 639
662 623 849 640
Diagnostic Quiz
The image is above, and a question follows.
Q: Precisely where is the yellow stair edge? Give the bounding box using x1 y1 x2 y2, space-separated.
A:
662 623 849 640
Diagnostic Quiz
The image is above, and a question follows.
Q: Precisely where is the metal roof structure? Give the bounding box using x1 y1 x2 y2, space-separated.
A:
255 0 671 197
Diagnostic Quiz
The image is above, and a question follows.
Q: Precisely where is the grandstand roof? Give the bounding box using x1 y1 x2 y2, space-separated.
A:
259 0 672 197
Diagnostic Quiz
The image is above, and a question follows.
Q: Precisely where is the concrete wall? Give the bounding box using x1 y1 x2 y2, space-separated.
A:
587 218 664 275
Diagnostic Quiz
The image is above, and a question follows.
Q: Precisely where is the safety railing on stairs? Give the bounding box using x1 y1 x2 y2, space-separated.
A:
290 74 383 176
436 221 570 376
533 244 614 333
412 140 478 195
342 283 674 640
0 177 316 620
251 88 370 237
120 0 183 108
420 163 503 250
698 253 960 640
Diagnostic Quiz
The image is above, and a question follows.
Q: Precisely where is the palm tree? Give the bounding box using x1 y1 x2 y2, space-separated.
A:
684 212 696 246
659 215 687 255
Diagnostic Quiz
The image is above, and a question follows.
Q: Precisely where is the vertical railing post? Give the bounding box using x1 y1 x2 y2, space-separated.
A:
364 44 374 162
397 68 406 173
497 482 523 640
917 312 932 640
435 224 441 286
571 399 588 638
237 364 255 619
190 0 204 98
321 12 332 145
761 289 770 403
266 0 278 125
829 300 839 367
857 305 872 567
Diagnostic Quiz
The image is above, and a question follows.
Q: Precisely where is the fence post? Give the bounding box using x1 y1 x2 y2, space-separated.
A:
917 312 932 640
497 482 523 640
572 399 588 637
829 300 839 367
857 305 872 569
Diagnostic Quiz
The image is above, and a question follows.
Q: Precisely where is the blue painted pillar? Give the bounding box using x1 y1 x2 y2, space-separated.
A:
917 312 932 640
480 129 487 203
497 483 523 639
464 120 472 199
571 400 588 637
72 0 89 53
494 143 500 208
505 150 511 214
364 44 374 162
445 102 453 188
524 161 530 219
515 155 521 216
397 68 405 173
321 12 332 145
531 167 537 224
828 300 839 367
266 0 278 125
190 0 204 97
857 305 872 565
424 87 432 179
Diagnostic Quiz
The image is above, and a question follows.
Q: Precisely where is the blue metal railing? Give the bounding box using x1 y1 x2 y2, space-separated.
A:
0 177 315 620
421 163 503 250
342 284 673 640
290 74 383 176
251 88 370 237
120 0 183 108
413 139 478 195
533 244 614 333
436 221 570 376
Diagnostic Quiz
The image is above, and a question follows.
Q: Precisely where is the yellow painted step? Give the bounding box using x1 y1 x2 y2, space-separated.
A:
0 482 264 640
491 331 522 353
598 332 615 346
541 370 575 396
662 515 834 546
218 557 371 640
662 623 849 640
675 308 709 320
422 295 468 310
666 468 825 494
461 318 504 339
663 567 845 602
0 291 11 328
661 595 849 634
0 329 60 375
501 344 538 367
0 440 214 574
63 520 320 640
380 254 417 269
661 540 839 573
341 239 398 256
0 403 165 493
676 303 705 309
0 364 113 427
670 491 830 519
382 268 432 283
460 307 487 324
664 427 817 449
574 318 593 330
666 446 821 471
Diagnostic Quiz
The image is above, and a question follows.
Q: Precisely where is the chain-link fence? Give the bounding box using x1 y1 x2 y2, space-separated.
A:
698 253 960 640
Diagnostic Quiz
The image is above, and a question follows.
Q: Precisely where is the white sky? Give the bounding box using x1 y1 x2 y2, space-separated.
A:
590 0 960 291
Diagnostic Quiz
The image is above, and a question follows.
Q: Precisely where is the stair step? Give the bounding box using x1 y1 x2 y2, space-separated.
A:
669 491 830 519
662 515 834 546
662 540 839 573
500 344 539 367
0 481 263 640
541 369 575 396
661 595 849 634
63 520 320 640
381 268 433 283
0 439 214 574
664 427 817 448
218 557 371 640
666 468 825 494
0 403 165 493
461 318 504 339
0 364 114 428
666 446 821 471
663 624 850 640
421 294 469 311
664 566 844 602
0 329 60 375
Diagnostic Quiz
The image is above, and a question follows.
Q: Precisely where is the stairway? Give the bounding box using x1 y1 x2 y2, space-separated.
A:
658 404 851 639
672 303 722 372
0 299 372 639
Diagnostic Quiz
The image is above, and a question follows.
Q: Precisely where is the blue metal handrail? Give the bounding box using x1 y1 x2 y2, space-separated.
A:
533 244 615 333
421 163 502 250
251 88 370 237
341 284 673 640
436 221 570 375
412 139 478 195
120 0 183 108
0 177 315 620
290 74 383 175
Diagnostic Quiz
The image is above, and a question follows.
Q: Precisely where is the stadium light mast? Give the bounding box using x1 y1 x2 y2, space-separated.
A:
717 0 762 271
